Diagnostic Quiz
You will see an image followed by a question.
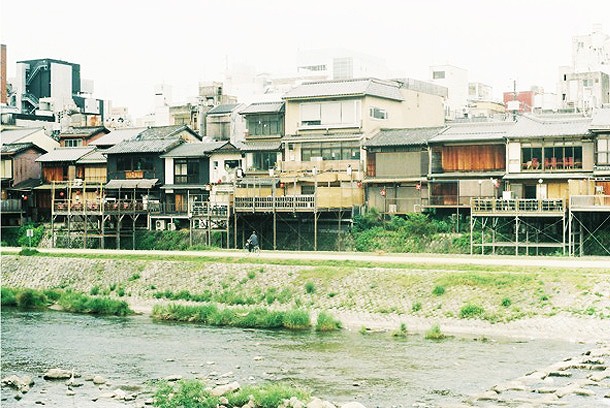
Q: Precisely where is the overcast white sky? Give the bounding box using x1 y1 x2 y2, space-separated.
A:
1 0 609 118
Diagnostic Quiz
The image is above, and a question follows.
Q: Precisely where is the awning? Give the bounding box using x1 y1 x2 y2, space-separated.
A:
503 173 590 181
362 177 425 184
105 179 159 189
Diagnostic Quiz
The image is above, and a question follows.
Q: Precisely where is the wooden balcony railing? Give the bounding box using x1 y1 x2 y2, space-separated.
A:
235 195 315 212
1 199 23 213
570 195 610 211
471 198 565 215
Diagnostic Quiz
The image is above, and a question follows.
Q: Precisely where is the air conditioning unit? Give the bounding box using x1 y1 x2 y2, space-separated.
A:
167 222 176 231
155 220 166 230
388 204 397 213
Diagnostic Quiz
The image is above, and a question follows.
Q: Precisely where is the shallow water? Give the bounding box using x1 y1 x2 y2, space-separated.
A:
0 309 588 407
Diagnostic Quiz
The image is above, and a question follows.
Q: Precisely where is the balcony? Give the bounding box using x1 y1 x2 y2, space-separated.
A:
471 198 565 216
570 195 610 212
53 199 149 214
235 195 315 212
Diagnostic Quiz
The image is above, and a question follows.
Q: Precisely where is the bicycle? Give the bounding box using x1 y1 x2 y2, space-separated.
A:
244 241 260 255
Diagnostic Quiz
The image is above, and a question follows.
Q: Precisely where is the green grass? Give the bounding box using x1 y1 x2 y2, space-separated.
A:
432 285 445 296
315 311 342 331
391 322 408 338
424 324 446 340
304 281 316 294
459 303 485 319
154 379 310 408
151 303 311 330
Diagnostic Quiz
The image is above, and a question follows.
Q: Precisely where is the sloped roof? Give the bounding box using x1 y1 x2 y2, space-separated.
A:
509 115 592 139
11 178 43 191
1 142 36 155
240 102 285 115
105 139 183 154
160 141 232 158
236 140 282 152
590 108 610 131
89 127 147 146
76 148 107 164
133 125 199 141
430 121 515 143
0 127 44 144
283 133 363 143
207 103 242 115
364 127 444 147
283 78 404 101
36 147 94 162
58 126 109 138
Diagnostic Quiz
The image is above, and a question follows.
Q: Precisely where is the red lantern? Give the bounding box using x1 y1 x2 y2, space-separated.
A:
380 188 386 197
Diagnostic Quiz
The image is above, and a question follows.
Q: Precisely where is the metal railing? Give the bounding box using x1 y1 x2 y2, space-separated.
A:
234 195 315 212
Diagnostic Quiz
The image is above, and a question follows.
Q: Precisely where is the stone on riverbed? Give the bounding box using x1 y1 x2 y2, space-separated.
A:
306 397 336 408
339 403 367 408
210 381 240 396
1 375 34 393
43 369 72 380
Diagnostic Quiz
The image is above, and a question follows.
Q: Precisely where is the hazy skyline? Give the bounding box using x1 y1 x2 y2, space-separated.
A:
1 0 609 118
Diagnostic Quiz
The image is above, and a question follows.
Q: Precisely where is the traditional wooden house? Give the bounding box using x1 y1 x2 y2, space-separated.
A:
57 126 109 148
426 121 512 211
363 127 443 214
238 101 284 175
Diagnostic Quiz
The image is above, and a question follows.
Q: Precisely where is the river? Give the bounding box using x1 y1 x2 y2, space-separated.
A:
1 309 589 407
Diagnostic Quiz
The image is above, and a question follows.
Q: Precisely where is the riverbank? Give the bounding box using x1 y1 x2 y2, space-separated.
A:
1 249 609 343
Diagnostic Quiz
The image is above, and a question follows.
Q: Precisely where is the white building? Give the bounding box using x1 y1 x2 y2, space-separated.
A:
572 24 610 74
297 48 390 81
429 64 469 120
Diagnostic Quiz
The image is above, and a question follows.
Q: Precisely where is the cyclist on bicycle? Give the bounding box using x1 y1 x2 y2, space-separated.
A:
247 231 259 252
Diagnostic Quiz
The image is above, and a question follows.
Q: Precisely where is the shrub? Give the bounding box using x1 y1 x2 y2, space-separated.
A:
501 297 512 307
304 281 316 294
283 309 311 330
391 322 408 338
17 223 45 248
315 311 342 331
459 303 485 319
411 301 422 312
432 285 445 296
425 324 446 340
90 286 101 296
18 248 39 256
247 270 256 280
59 292 131 316
128 273 141 281
16 289 47 309
1 287 17 306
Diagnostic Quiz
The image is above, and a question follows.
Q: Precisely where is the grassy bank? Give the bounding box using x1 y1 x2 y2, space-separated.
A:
1 252 609 327
1 287 132 316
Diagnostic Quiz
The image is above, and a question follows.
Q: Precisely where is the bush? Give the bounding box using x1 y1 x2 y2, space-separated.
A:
283 309 311 330
304 281 316 294
391 322 408 338
1 287 17 306
459 303 485 319
17 223 45 248
424 324 446 340
501 297 512 307
411 301 422 312
16 289 48 309
432 285 445 296
315 311 342 331
58 292 131 316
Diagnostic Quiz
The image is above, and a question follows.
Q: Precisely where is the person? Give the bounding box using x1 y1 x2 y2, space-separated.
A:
247 231 259 252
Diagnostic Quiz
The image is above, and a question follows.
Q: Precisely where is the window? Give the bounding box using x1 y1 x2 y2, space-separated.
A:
433 71 445 79
299 101 359 127
64 139 82 147
246 114 282 136
369 107 388 120
174 159 199 184
597 139 608 163
224 159 240 169
252 152 277 171
301 142 360 161
117 156 154 172
522 142 583 170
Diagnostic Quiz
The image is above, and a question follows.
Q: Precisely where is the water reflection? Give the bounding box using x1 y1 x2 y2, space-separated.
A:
1 309 587 407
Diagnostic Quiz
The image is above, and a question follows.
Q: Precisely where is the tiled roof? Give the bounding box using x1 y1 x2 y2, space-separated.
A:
76 149 107 164
590 108 610 131
134 125 194 141
36 147 94 162
364 127 444 147
240 102 285 115
90 127 147 146
58 126 108 138
283 133 363 143
283 78 404 101
207 104 242 115
105 139 183 154
1 142 35 155
11 178 43 190
0 127 44 144
160 141 230 158
236 140 282 152
430 121 514 143
509 115 592 138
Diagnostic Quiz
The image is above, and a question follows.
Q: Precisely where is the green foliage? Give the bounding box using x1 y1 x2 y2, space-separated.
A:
1 287 17 306
424 324 446 340
90 286 101 296
411 301 422 312
359 325 368 335
58 292 132 316
391 322 408 338
152 303 311 330
16 223 45 248
153 379 309 408
432 285 445 296
459 303 485 319
16 289 48 309
304 281 316 294
128 273 141 281
501 297 512 307
247 270 256 280
315 311 342 331
18 248 40 256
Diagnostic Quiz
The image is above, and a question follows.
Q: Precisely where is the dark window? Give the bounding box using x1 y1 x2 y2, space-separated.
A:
301 142 360 161
433 71 445 79
252 152 277 171
174 159 199 184
246 114 282 136
117 156 154 171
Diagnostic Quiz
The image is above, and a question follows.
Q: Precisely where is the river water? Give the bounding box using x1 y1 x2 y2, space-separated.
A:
1 309 588 407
